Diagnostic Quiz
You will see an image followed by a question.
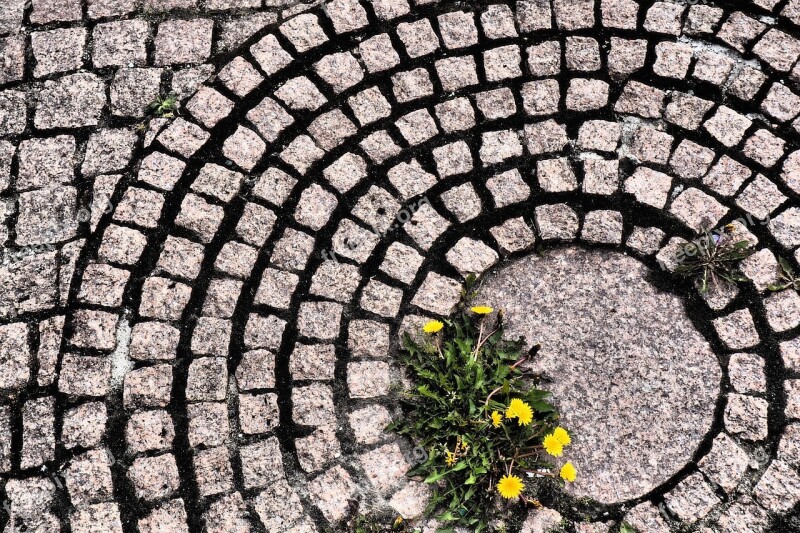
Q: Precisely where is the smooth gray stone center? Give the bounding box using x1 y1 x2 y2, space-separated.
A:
479 246 721 503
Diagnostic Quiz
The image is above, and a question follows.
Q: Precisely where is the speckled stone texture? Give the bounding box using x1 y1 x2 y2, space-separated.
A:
480 247 721 503
2 0 800 531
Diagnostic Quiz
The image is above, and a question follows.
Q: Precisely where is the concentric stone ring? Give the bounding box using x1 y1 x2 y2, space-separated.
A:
1 0 800 531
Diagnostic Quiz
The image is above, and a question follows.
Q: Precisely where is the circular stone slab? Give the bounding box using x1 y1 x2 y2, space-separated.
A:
479 246 721 504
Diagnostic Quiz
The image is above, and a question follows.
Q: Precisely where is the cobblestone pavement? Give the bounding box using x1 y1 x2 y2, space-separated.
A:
1 0 800 531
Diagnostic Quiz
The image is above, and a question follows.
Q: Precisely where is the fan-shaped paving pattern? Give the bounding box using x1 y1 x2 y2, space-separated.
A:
2 0 800 531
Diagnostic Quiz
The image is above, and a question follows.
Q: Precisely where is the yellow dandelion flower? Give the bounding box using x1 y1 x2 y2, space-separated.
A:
515 402 533 426
505 398 526 419
423 320 443 333
560 462 577 482
445 451 457 467
543 433 564 457
553 427 571 446
497 474 525 499
471 305 494 315
491 411 503 427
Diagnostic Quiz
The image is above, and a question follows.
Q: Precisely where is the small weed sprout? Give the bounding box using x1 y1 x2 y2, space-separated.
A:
149 94 179 118
343 503 408 533
619 522 637 533
389 280 575 531
768 256 800 293
674 225 755 293
350 514 407 533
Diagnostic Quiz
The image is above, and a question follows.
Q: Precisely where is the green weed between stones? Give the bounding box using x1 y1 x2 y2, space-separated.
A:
674 226 755 293
344 512 408 533
768 256 800 292
149 93 179 118
388 280 575 532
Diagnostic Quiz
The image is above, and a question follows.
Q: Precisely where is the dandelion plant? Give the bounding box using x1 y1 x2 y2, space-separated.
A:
674 225 755 293
389 302 575 531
